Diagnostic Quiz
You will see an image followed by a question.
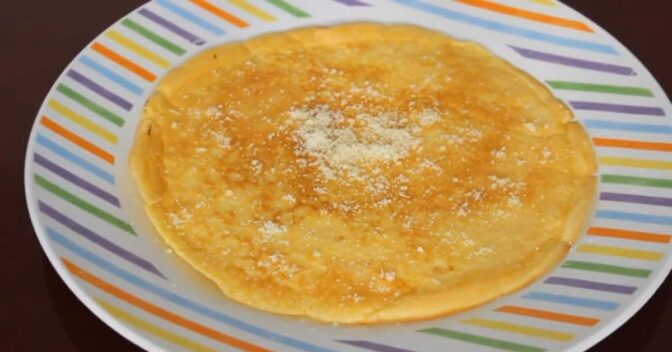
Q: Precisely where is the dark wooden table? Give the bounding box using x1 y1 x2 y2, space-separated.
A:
2 1 670 351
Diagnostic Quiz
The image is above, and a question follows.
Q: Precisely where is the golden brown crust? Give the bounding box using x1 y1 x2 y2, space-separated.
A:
130 23 597 324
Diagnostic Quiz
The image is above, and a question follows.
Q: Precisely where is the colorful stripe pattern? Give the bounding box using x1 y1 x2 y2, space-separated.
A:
337 340 415 352
510 46 636 75
495 305 600 326
529 0 556 6
390 0 617 54
421 328 545 352
97 298 217 352
456 0 592 32
26 0 672 351
67 259 269 352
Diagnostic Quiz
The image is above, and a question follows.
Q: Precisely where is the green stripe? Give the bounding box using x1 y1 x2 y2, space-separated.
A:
265 0 309 17
56 84 125 127
420 328 545 352
563 260 651 278
121 18 186 55
546 81 654 97
602 174 672 189
34 174 135 234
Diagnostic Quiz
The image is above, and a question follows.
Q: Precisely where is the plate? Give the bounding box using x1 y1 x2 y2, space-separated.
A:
25 0 672 351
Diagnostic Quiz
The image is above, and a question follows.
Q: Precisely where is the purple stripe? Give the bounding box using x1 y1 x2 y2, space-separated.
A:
138 8 205 45
601 192 672 207
545 276 636 294
337 340 416 352
34 153 120 207
39 201 166 279
66 69 133 111
570 101 665 116
332 0 370 5
510 46 636 76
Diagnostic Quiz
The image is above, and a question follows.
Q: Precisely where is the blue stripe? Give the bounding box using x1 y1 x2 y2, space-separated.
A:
583 119 672 134
522 291 619 310
35 134 114 184
43 222 165 279
50 229 337 352
596 210 672 226
154 0 226 35
78 56 143 96
390 0 617 54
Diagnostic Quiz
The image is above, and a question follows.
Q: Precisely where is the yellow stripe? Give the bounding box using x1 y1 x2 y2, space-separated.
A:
105 30 171 68
599 156 672 171
464 318 575 342
578 244 663 261
529 0 557 6
230 0 276 21
47 100 118 144
96 298 216 352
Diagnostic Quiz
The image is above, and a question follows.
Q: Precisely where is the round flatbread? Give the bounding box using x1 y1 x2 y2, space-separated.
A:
130 23 596 324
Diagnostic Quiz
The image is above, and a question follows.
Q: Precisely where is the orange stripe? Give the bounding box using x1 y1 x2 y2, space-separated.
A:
40 116 115 164
62 258 270 352
456 0 592 32
190 0 249 28
91 42 156 82
496 305 599 326
593 137 672 152
588 227 671 244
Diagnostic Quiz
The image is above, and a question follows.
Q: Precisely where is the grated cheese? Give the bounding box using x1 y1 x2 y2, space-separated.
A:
289 105 420 179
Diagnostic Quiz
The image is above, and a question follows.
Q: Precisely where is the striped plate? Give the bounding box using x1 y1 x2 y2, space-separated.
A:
25 0 672 351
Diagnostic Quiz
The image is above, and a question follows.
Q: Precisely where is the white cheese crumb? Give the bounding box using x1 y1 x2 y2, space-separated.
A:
419 159 443 173
469 246 494 259
213 132 231 149
444 134 465 145
380 271 396 282
541 147 552 161
508 195 521 207
168 210 191 226
259 221 287 236
281 194 296 203
418 108 440 126
205 105 223 118
352 293 364 303
251 159 262 175
492 146 506 159
488 175 514 190
467 189 484 202
455 201 469 217
375 198 392 207
461 234 475 247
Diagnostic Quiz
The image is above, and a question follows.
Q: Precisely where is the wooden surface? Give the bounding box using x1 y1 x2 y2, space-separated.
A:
1 0 670 351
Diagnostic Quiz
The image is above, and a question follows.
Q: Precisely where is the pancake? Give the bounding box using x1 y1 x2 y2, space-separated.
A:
130 23 597 324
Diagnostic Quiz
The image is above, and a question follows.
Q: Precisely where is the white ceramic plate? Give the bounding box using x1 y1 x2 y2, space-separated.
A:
25 1 672 351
